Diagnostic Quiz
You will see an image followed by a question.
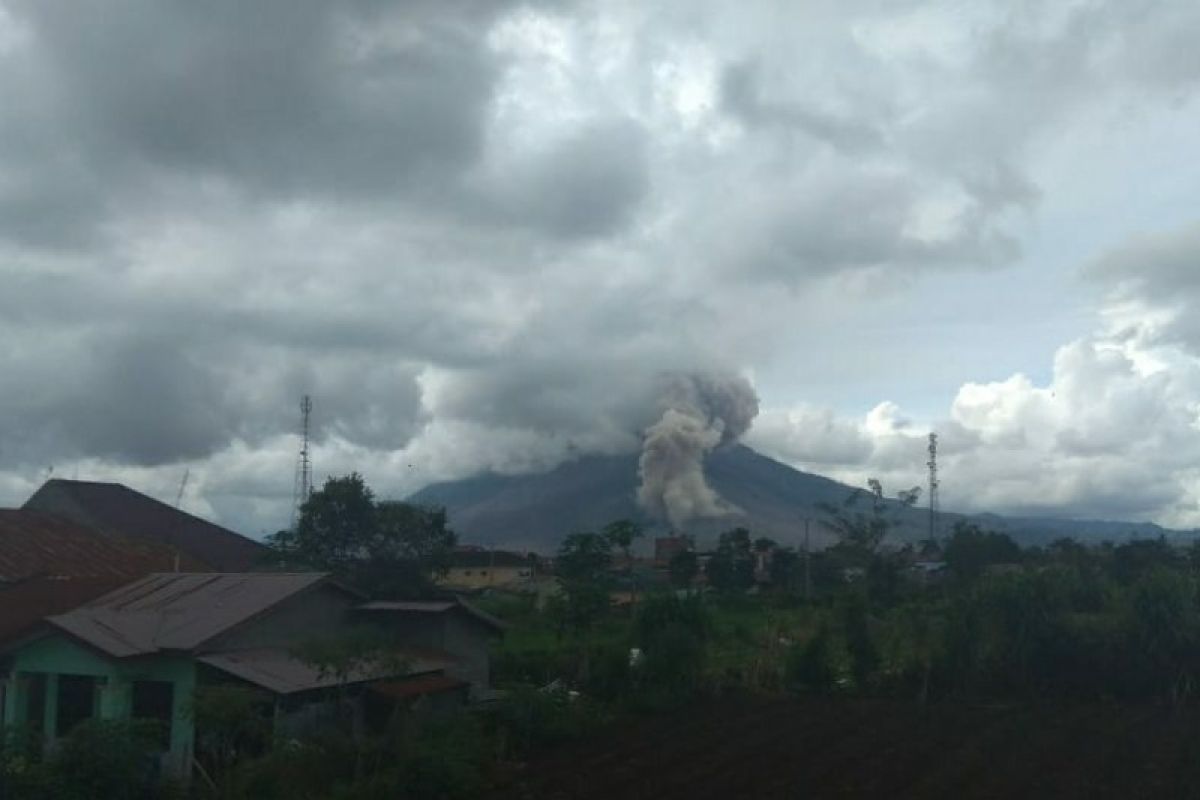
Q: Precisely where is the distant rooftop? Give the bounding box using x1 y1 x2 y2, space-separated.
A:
0 509 203 582
23 479 267 571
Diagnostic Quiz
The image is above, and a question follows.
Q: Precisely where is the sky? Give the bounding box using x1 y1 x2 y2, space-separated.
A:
3 0 1200 536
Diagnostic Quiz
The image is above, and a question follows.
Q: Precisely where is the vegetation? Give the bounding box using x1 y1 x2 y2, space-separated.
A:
266 473 456 598
15 478 1200 798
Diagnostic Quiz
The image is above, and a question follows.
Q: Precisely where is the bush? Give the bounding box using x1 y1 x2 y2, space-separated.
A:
490 684 606 757
22 719 177 800
633 593 712 695
786 625 839 693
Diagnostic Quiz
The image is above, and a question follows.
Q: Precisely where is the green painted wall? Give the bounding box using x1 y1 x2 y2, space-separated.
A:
2 633 197 777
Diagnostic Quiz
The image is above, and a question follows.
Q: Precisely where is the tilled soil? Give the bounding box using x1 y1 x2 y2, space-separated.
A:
492 696 1200 799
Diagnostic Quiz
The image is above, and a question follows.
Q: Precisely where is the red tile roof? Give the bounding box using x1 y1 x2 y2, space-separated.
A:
23 479 266 572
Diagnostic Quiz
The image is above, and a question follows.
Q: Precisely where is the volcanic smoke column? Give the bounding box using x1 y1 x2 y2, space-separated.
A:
637 373 760 528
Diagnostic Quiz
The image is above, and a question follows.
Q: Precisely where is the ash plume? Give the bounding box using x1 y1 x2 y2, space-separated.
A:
637 373 760 528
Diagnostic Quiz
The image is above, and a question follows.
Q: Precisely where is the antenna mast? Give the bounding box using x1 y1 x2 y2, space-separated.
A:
175 469 190 508
291 395 314 529
927 432 939 541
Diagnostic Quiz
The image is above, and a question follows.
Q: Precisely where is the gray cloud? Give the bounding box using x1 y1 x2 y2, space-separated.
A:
4 0 1200 533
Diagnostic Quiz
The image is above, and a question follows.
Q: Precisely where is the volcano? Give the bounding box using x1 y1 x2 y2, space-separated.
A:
407 444 1181 553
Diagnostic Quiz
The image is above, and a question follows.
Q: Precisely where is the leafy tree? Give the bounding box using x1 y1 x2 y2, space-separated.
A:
768 547 802 594
632 592 711 693
602 519 643 560
942 521 1021 581
669 549 699 589
705 528 755 592
554 532 614 633
819 479 919 566
1110 537 1183 586
266 473 456 598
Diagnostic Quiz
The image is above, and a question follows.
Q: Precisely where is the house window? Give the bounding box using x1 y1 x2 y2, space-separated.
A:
132 680 174 749
55 675 97 737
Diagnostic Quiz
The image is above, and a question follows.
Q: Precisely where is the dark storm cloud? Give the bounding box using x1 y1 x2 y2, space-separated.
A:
474 118 651 238
5 0 1200 533
7 0 501 201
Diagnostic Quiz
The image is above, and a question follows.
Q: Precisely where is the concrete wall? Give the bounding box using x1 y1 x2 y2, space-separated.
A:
441 565 532 590
364 609 496 696
442 613 492 692
204 584 358 653
1 633 196 777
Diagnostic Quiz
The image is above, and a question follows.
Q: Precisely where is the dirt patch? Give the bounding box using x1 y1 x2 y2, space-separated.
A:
493 696 1200 799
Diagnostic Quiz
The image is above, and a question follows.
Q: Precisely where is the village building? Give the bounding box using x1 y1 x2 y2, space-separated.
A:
439 547 537 590
23 478 267 572
0 572 503 780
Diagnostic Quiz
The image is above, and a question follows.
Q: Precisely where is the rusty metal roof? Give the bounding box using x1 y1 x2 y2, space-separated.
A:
197 646 452 695
369 673 470 700
47 572 329 657
0 576 129 647
0 509 204 581
23 479 267 571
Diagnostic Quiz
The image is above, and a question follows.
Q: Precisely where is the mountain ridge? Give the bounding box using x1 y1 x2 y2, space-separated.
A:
407 444 1190 552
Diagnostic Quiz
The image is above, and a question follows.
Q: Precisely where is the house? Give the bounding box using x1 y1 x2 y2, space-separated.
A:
654 536 691 567
439 547 536 590
0 509 208 648
23 479 266 571
354 599 505 698
0 572 502 780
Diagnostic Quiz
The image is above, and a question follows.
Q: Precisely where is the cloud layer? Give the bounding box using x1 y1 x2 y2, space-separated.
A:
3 1 1200 534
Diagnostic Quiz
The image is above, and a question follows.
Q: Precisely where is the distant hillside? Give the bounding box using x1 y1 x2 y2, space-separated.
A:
408 444 1194 552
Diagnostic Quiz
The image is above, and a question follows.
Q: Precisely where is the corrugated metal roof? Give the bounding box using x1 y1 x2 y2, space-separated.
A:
355 599 505 632
46 572 329 657
197 647 451 695
0 509 205 582
23 479 267 571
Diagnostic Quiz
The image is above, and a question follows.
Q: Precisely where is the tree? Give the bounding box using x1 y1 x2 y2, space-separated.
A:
603 519 644 597
705 528 756 593
602 519 643 560
768 548 801 594
943 521 1021 581
818 479 920 567
266 473 456 598
554 532 614 633
669 549 699 589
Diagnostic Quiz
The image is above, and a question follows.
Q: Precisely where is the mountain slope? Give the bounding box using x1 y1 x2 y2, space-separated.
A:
408 444 1187 552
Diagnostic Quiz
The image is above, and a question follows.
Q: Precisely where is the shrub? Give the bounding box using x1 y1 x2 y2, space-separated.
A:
786 625 839 692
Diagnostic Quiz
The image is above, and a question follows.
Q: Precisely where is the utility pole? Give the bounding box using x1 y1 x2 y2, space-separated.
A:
291 395 314 530
804 518 812 602
174 468 190 508
927 432 940 542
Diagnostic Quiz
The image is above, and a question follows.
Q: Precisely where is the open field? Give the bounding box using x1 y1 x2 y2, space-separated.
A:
494 695 1200 799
